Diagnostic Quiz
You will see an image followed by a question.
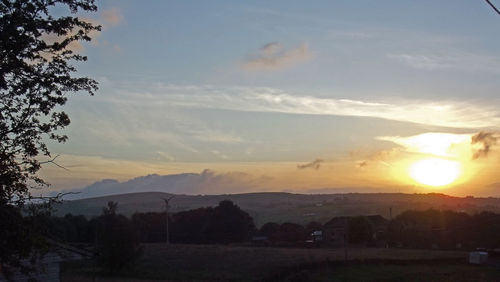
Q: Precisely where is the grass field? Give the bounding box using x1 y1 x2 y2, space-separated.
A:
272 260 500 282
61 244 498 281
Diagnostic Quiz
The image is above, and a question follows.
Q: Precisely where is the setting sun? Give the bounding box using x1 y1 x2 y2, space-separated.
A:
409 158 461 187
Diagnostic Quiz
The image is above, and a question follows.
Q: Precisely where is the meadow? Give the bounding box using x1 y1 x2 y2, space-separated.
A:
59 243 500 281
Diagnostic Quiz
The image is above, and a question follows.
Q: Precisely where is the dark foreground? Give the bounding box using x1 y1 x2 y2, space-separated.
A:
61 244 499 281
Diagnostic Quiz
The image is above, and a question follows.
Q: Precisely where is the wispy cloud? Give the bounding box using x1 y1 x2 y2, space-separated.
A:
349 148 400 168
154 151 175 161
389 52 500 73
190 129 242 144
86 8 124 48
102 8 124 27
327 30 376 40
211 150 231 160
242 42 311 70
125 84 500 129
64 83 500 166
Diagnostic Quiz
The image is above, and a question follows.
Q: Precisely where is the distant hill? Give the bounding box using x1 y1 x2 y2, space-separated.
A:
54 192 500 227
53 171 387 201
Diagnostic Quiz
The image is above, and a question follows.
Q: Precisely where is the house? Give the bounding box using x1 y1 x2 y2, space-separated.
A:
366 215 389 242
322 215 388 247
311 230 323 242
323 216 350 246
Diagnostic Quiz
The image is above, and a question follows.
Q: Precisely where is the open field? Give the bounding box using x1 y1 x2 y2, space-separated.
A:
59 243 490 281
272 260 500 282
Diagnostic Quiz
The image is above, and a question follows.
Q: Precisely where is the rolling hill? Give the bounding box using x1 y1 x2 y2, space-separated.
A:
54 191 500 226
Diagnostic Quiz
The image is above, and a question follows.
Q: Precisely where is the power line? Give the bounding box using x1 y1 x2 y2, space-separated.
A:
485 0 500 15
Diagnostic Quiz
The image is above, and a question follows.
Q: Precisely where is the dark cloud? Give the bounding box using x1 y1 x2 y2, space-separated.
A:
471 131 499 159
297 159 324 170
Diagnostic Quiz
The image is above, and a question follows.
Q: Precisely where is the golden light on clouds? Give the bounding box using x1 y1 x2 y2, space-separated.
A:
377 132 481 189
377 133 471 158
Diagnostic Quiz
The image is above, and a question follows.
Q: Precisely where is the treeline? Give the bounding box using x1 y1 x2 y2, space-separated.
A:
38 201 142 272
257 221 322 243
44 202 500 250
388 209 500 249
44 200 255 244
135 200 255 244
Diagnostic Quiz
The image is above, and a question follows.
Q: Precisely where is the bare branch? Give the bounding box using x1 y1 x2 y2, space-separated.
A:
30 191 81 201
39 154 69 171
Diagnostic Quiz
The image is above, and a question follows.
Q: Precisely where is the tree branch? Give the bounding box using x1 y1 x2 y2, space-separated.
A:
30 191 81 200
39 154 69 171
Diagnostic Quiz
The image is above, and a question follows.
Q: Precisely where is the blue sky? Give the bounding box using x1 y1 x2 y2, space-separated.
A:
41 0 500 196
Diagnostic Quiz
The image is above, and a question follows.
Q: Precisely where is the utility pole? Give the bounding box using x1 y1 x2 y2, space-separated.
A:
344 232 348 262
163 195 175 244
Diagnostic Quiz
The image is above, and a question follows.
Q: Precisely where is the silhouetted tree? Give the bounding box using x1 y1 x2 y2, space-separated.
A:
387 209 477 249
388 210 439 248
471 212 500 248
0 205 34 277
172 207 213 243
206 200 256 243
0 0 100 204
95 202 142 273
259 222 280 241
42 213 89 242
170 200 256 244
275 222 307 242
132 212 166 243
0 0 99 274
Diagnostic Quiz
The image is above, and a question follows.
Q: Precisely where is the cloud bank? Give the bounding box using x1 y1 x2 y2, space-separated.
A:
56 169 273 199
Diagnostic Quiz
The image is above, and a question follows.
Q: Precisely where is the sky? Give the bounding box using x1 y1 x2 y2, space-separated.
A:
40 0 500 197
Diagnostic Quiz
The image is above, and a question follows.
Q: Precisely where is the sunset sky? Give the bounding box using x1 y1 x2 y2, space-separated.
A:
41 0 500 197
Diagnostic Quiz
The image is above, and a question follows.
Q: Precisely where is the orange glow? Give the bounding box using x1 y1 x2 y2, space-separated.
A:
409 158 461 187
